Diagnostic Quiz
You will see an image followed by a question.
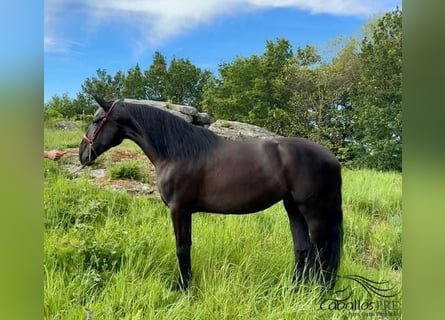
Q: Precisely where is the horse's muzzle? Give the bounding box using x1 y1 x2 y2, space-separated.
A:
79 141 95 166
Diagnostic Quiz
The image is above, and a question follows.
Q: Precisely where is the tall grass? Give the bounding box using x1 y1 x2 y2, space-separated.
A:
44 128 402 319
44 127 84 150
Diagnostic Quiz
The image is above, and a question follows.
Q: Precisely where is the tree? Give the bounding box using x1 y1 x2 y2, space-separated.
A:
262 39 293 108
145 51 168 101
44 94 71 120
122 64 146 99
202 38 294 126
71 93 96 120
81 68 125 101
280 42 360 155
166 58 205 106
326 40 361 163
350 8 402 171
44 92 97 120
203 55 263 121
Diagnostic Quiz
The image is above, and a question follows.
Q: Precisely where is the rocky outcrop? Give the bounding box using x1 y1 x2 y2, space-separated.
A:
123 99 281 141
208 120 282 141
123 99 211 126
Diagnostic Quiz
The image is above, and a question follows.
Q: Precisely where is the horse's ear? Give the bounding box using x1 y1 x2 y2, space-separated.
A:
92 95 111 111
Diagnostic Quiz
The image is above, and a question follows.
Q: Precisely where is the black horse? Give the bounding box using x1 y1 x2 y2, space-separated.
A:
79 96 343 290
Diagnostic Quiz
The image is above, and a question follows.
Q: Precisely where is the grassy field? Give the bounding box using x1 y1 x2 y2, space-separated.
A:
44 125 402 319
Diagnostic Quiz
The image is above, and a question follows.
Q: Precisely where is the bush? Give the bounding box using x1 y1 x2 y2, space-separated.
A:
108 162 147 182
44 107 63 122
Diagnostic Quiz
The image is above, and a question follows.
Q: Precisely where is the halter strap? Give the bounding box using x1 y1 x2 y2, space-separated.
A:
83 99 119 145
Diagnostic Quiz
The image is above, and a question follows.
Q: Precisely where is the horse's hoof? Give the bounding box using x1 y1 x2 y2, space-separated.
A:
176 280 189 291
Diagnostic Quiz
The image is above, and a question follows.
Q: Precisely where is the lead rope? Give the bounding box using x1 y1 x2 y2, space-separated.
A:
66 163 89 177
65 142 95 178
88 141 92 163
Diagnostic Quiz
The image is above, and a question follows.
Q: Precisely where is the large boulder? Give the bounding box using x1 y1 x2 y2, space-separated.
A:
208 120 282 141
123 99 211 126
122 99 281 141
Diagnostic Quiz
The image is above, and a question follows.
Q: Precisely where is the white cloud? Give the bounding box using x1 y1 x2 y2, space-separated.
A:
45 0 400 53
44 0 77 53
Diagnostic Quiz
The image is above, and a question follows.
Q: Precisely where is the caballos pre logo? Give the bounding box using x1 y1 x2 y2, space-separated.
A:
320 274 401 317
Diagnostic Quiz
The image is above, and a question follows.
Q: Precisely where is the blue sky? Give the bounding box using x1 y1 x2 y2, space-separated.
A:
44 0 401 102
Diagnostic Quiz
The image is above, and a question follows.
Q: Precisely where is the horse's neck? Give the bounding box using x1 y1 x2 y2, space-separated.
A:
123 117 160 166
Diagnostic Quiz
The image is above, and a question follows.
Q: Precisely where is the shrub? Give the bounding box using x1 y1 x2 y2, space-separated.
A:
44 107 63 122
108 162 147 182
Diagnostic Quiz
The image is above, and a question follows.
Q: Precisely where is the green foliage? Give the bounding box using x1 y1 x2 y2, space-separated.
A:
44 92 97 121
108 161 149 183
145 51 169 101
203 38 293 125
202 38 362 166
202 11 401 172
81 68 125 101
350 8 402 171
44 105 63 122
122 64 146 99
203 55 262 121
284 40 360 160
44 93 72 120
167 58 203 106
51 53 212 119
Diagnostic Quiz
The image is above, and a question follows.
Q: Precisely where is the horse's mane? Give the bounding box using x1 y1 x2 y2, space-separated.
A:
124 101 221 161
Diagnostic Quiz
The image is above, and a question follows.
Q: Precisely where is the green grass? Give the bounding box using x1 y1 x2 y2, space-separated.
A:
44 126 85 150
44 126 402 319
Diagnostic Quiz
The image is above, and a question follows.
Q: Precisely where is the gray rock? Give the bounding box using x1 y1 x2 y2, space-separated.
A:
54 120 78 131
195 112 212 126
123 98 208 125
168 109 194 123
167 103 198 117
90 169 106 179
208 120 282 141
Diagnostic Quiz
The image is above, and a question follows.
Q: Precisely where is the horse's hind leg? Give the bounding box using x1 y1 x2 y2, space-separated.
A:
299 198 342 290
283 197 310 285
303 215 327 282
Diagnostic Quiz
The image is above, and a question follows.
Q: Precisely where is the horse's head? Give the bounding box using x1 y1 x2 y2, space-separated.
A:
79 95 126 166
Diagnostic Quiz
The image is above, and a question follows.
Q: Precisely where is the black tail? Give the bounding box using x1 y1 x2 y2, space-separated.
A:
325 179 343 289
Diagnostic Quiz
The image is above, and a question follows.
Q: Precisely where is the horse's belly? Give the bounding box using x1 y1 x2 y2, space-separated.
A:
204 197 282 214
198 175 286 214
196 140 288 214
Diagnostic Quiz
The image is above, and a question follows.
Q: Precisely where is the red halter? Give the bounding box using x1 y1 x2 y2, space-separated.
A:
83 100 119 145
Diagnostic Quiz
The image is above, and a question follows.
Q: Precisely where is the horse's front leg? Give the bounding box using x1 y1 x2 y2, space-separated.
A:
170 206 192 290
